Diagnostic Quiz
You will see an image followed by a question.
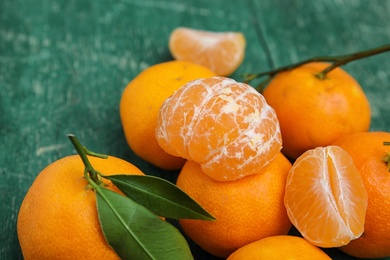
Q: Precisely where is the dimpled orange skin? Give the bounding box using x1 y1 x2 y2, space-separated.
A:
120 60 215 170
17 155 144 260
227 235 331 260
156 76 282 181
176 153 292 258
332 132 390 258
262 62 371 160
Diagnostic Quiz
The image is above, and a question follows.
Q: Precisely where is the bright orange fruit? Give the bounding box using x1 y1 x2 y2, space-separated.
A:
169 27 246 76
284 146 368 248
227 235 331 260
262 62 371 160
120 60 215 170
17 155 145 260
176 153 292 258
156 76 282 181
333 132 390 258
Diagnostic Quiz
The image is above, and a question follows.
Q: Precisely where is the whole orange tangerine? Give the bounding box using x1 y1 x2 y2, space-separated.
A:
333 132 390 258
227 235 331 260
17 155 144 260
120 60 215 170
262 62 371 160
176 152 292 258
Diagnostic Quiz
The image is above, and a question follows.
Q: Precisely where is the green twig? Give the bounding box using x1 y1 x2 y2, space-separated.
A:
67 134 106 186
243 43 390 91
316 44 390 79
243 55 338 83
84 147 108 159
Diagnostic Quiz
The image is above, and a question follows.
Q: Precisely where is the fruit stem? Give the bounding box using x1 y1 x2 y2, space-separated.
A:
316 44 390 80
383 141 390 172
243 43 390 92
67 134 105 186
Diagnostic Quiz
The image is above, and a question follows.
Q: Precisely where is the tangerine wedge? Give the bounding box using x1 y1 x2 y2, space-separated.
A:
284 146 368 248
169 27 246 76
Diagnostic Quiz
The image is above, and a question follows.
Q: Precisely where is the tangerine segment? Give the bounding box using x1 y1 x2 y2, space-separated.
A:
284 146 368 248
169 27 246 76
156 76 282 181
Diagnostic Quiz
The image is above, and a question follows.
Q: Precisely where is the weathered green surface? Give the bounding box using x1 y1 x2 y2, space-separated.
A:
1 0 389 259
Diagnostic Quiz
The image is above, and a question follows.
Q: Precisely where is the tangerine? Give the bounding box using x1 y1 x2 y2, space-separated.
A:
17 155 144 260
156 76 282 181
176 152 292 258
262 62 371 160
227 235 331 260
120 60 215 170
332 131 390 258
284 146 368 248
169 27 246 76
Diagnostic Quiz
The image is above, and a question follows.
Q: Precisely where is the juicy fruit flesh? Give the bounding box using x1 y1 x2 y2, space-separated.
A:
284 146 368 248
156 76 282 181
169 27 246 76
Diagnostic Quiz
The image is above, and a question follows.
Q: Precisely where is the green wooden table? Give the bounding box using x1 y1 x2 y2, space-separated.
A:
1 0 390 259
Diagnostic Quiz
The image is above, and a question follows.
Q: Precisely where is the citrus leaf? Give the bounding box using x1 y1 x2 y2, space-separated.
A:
104 174 215 221
95 186 194 260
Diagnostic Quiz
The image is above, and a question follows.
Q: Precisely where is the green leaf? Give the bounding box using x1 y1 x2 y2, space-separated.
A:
104 174 215 221
95 186 194 260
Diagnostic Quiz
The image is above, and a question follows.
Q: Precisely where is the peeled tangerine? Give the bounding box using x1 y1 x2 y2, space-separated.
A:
156 76 282 181
284 146 368 248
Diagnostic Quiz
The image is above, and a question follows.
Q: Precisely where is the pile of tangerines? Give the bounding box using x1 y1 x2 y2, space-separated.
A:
17 27 390 259
120 27 390 259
